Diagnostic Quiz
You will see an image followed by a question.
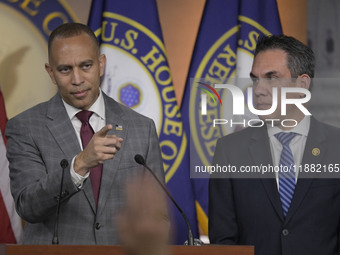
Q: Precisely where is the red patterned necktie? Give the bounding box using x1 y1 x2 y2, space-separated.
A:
76 110 102 207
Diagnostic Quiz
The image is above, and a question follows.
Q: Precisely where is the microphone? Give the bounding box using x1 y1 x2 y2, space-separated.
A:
52 159 69 245
134 154 198 246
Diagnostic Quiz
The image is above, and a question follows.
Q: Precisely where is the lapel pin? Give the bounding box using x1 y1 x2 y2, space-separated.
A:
115 124 123 131
312 148 320 156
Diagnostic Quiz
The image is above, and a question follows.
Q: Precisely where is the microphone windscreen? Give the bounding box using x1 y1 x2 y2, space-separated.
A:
134 154 145 165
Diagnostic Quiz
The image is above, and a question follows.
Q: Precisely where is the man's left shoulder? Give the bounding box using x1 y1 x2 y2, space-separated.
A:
104 93 153 124
312 117 340 138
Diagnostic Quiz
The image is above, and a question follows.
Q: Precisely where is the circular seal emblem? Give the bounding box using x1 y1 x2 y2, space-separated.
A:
93 12 186 182
189 16 273 167
0 0 77 118
94 12 163 132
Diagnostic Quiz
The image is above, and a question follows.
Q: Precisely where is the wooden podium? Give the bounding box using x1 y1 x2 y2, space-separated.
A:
0 245 254 255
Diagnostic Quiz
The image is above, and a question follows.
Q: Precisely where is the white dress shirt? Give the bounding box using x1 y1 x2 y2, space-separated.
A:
267 116 310 188
62 90 106 188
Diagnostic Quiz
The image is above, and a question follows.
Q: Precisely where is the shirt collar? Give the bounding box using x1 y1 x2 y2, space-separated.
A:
62 89 106 120
267 115 310 138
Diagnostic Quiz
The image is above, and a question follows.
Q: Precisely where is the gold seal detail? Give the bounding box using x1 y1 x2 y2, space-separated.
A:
312 148 320 156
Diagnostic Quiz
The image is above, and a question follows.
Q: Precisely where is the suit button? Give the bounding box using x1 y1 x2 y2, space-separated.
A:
61 190 69 198
282 229 289 236
95 223 101 230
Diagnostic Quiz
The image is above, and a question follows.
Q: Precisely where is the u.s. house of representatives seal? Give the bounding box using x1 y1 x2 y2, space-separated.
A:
93 12 187 182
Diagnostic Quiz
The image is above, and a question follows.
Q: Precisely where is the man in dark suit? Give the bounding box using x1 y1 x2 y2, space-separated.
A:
5 23 164 244
209 35 340 255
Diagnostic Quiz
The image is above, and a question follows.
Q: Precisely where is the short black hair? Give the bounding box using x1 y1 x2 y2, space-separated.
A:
48 23 99 60
254 35 315 79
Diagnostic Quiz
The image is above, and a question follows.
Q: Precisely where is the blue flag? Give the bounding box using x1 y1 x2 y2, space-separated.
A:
88 0 199 244
181 0 282 235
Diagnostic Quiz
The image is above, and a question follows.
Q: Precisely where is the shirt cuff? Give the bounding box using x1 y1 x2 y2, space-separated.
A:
70 156 89 188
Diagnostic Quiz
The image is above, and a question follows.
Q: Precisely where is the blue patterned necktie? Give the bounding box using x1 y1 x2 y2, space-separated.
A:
274 132 297 217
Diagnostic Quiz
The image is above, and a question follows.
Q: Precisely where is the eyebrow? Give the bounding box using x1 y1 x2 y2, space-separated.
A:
56 59 94 70
249 70 280 78
57 64 72 70
80 59 94 65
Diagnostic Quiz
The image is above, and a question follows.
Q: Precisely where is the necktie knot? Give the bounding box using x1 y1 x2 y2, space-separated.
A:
274 132 297 146
76 110 93 124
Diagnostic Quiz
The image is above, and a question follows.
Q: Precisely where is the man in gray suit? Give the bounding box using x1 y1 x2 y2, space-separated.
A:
5 23 164 244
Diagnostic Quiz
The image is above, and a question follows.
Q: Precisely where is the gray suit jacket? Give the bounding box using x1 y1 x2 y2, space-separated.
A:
5 92 164 245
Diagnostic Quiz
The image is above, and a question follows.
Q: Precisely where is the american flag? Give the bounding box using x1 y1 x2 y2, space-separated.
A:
0 88 22 243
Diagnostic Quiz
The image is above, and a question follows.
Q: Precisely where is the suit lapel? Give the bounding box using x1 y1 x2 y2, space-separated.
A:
284 117 327 224
97 94 128 214
249 126 285 221
46 94 97 213
46 94 81 161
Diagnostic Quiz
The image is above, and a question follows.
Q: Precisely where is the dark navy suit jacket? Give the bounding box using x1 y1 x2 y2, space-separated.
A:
209 117 340 255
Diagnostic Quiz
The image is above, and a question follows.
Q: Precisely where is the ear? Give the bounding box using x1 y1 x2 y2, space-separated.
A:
296 74 311 91
45 63 57 84
99 54 106 77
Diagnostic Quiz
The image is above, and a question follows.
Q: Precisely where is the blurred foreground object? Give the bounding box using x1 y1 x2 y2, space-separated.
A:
117 174 170 255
